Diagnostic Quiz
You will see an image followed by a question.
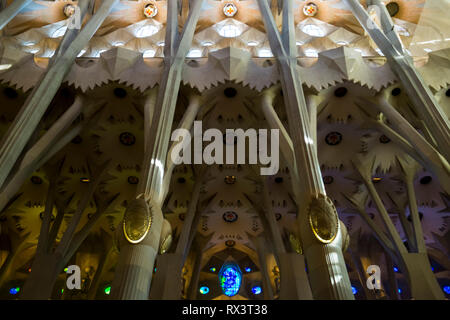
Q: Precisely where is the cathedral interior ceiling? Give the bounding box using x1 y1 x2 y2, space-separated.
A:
0 0 449 300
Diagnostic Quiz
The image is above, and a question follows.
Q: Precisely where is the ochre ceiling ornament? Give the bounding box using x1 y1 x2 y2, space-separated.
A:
223 3 238 17
303 3 318 17
308 194 339 244
144 3 158 18
63 4 77 18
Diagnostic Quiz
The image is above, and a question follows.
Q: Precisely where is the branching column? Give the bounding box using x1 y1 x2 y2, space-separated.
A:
0 0 33 30
344 0 450 160
0 0 118 190
110 0 204 300
257 0 353 299
150 168 205 300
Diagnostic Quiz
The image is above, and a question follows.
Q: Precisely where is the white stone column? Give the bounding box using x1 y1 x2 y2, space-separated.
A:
257 0 354 299
110 0 204 300
0 0 118 190
0 0 32 30
250 236 274 300
344 0 450 160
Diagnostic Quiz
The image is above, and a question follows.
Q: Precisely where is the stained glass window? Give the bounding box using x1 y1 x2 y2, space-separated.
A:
218 263 242 297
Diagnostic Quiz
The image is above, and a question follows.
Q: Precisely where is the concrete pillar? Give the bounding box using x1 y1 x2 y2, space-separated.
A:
0 0 118 190
110 199 163 299
187 246 203 300
150 170 204 299
0 96 86 212
257 0 353 299
344 0 450 160
278 253 312 300
0 0 33 30
110 0 204 300
251 236 274 300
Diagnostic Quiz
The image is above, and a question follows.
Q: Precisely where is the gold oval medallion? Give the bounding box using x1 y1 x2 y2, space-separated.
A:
308 194 338 244
123 199 152 244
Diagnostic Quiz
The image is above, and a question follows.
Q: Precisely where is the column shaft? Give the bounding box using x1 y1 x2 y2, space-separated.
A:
0 0 32 30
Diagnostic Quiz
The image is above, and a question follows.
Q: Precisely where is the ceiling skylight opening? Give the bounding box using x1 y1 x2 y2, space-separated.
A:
336 41 348 46
41 50 55 58
187 49 203 58
143 49 156 58
424 48 432 53
52 26 68 38
301 24 325 37
156 41 165 47
201 41 215 47
304 48 318 58
136 25 159 38
113 41 125 47
218 24 242 38
26 48 40 54
257 48 274 58
394 25 410 37
296 41 304 46
22 41 36 46
247 40 259 47
92 49 107 58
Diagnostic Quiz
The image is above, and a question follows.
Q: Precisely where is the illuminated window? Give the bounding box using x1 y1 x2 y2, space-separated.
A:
143 49 156 58
104 286 111 295
257 49 273 58
52 26 68 38
252 286 262 295
9 287 20 295
218 24 242 38
187 49 203 58
301 24 325 37
351 286 357 295
201 41 215 47
199 286 209 294
136 25 159 38
219 263 242 297
304 49 318 57
443 286 450 295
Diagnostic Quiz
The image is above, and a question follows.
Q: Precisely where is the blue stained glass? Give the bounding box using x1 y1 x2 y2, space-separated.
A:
252 286 262 295
9 287 20 295
199 286 210 294
351 286 357 295
443 286 450 295
218 263 242 297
